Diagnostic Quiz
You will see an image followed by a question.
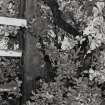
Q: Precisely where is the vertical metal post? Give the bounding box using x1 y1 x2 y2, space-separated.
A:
19 0 26 105
21 0 36 104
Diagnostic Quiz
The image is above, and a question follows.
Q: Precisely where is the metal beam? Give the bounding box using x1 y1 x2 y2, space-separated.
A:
0 50 22 57
0 16 27 27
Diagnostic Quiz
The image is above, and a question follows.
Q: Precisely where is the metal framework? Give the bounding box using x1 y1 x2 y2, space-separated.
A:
0 0 27 105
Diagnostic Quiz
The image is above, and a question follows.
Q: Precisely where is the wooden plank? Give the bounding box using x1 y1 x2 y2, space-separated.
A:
0 16 27 27
0 50 22 57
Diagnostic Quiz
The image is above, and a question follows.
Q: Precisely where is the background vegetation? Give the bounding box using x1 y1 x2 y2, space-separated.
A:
0 0 105 105
25 0 105 105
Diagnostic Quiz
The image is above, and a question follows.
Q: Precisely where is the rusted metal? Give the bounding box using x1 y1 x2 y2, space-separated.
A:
22 0 43 104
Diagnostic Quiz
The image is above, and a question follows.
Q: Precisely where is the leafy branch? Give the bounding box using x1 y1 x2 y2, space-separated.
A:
43 0 81 37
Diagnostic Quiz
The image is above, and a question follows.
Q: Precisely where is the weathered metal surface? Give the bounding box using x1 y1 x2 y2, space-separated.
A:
22 0 43 103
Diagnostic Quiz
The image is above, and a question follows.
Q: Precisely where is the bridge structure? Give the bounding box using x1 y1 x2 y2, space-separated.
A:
0 0 36 105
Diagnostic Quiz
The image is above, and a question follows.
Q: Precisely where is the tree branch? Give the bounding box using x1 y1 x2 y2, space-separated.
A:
44 0 81 37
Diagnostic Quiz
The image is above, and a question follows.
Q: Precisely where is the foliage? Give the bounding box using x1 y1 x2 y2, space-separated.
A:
1 0 105 105
23 0 105 105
